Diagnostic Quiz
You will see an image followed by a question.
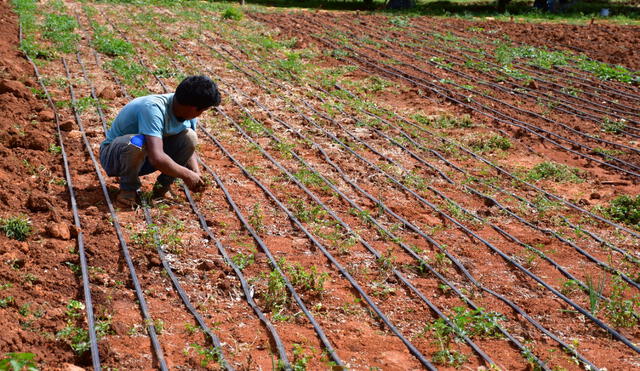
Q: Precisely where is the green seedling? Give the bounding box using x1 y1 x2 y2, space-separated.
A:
0 352 38 371
584 274 606 315
248 203 264 233
231 250 255 271
606 276 639 328
468 134 511 153
191 344 225 368
1 216 32 241
264 270 288 312
43 13 78 54
283 259 328 295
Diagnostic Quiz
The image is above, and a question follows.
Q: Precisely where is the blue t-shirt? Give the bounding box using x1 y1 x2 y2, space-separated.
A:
103 93 197 145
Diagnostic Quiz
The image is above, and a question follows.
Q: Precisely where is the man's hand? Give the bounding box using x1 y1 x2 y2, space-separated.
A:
183 170 205 192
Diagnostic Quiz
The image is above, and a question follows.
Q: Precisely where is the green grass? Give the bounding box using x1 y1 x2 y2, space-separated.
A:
221 7 244 21
43 13 79 54
92 23 134 57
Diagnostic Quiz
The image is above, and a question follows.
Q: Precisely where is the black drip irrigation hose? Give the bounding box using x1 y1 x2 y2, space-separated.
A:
19 23 102 371
141 203 235 370
312 84 640 287
204 43 602 370
284 28 640 243
296 19 640 178
61 57 168 371
181 184 293 368
293 83 640 355
198 113 435 370
349 34 640 151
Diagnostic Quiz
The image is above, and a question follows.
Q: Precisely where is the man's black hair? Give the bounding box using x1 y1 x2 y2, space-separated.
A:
174 75 221 109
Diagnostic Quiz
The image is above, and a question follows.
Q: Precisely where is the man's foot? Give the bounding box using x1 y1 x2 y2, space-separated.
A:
151 182 172 199
116 190 138 207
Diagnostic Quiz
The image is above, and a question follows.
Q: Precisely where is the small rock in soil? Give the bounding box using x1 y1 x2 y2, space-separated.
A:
147 255 161 267
46 222 71 240
63 362 85 371
98 86 116 100
590 192 601 199
59 119 74 131
37 110 54 121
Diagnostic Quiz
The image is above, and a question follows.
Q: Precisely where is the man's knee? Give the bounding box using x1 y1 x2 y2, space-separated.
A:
183 128 197 153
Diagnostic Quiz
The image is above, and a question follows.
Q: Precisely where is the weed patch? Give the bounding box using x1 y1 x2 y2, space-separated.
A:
601 195 640 227
1 216 32 241
525 162 583 183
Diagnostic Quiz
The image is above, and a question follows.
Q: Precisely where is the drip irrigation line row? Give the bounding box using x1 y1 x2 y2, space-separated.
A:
72 31 236 368
206 42 604 370
217 29 639 262
181 183 292 368
200 110 436 369
295 87 640 354
214 42 640 356
328 80 640 246
308 33 640 179
314 82 640 287
221 29 640 300
61 56 168 371
301 37 640 240
352 99 640 268
413 18 640 103
298 19 640 176
333 15 640 124
308 86 640 299
222 84 498 368
221 78 551 370
19 23 102 371
141 203 234 370
371 38 640 148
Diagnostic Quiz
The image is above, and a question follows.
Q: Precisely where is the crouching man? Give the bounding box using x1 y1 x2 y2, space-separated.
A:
99 75 221 207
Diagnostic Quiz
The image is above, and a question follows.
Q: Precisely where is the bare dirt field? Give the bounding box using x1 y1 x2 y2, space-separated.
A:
1 0 639 370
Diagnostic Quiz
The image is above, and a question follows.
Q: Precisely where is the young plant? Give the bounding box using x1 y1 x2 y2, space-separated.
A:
1 216 32 241
0 352 37 371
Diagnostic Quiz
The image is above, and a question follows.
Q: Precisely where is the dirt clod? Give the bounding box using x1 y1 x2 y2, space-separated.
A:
46 222 71 240
60 119 74 131
0 79 29 98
